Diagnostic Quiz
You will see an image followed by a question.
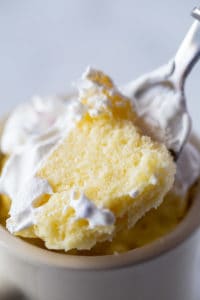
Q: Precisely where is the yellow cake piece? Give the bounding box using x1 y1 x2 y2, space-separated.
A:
35 191 115 251
0 195 11 226
84 189 189 255
29 69 176 251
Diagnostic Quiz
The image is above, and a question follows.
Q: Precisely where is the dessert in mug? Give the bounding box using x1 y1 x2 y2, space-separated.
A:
0 68 199 255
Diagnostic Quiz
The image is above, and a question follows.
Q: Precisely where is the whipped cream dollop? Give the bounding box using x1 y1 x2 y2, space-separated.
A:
78 67 111 117
66 189 115 229
1 95 87 156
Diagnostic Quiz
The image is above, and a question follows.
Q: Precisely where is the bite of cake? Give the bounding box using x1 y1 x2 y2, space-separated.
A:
0 68 176 252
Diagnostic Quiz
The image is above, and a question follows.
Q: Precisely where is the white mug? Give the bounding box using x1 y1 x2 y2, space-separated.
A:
0 114 200 300
0 183 200 300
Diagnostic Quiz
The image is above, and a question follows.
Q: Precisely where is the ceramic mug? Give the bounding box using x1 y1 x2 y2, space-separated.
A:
0 182 200 300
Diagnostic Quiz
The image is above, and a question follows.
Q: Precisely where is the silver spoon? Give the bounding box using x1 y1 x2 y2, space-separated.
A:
123 7 200 159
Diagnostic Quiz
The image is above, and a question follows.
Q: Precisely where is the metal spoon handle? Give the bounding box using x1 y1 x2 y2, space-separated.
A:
172 9 200 88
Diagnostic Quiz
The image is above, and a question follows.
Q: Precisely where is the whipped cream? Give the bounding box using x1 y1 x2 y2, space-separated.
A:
0 95 86 233
129 189 140 198
6 177 52 233
78 67 111 117
1 96 66 155
66 189 115 228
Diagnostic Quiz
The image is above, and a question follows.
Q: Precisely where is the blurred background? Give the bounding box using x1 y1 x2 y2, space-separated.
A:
0 0 200 132
0 1 200 298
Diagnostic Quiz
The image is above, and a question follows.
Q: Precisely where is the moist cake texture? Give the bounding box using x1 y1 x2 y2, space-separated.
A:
0 68 198 254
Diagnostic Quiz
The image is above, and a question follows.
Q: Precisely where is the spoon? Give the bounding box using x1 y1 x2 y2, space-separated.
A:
123 7 200 159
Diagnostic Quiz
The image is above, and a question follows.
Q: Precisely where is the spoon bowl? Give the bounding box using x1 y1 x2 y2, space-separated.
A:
123 8 200 158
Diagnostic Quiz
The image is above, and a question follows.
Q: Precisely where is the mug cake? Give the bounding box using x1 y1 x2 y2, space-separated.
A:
0 68 199 255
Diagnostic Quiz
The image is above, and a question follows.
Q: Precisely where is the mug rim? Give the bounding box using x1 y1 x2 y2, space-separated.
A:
0 185 200 271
